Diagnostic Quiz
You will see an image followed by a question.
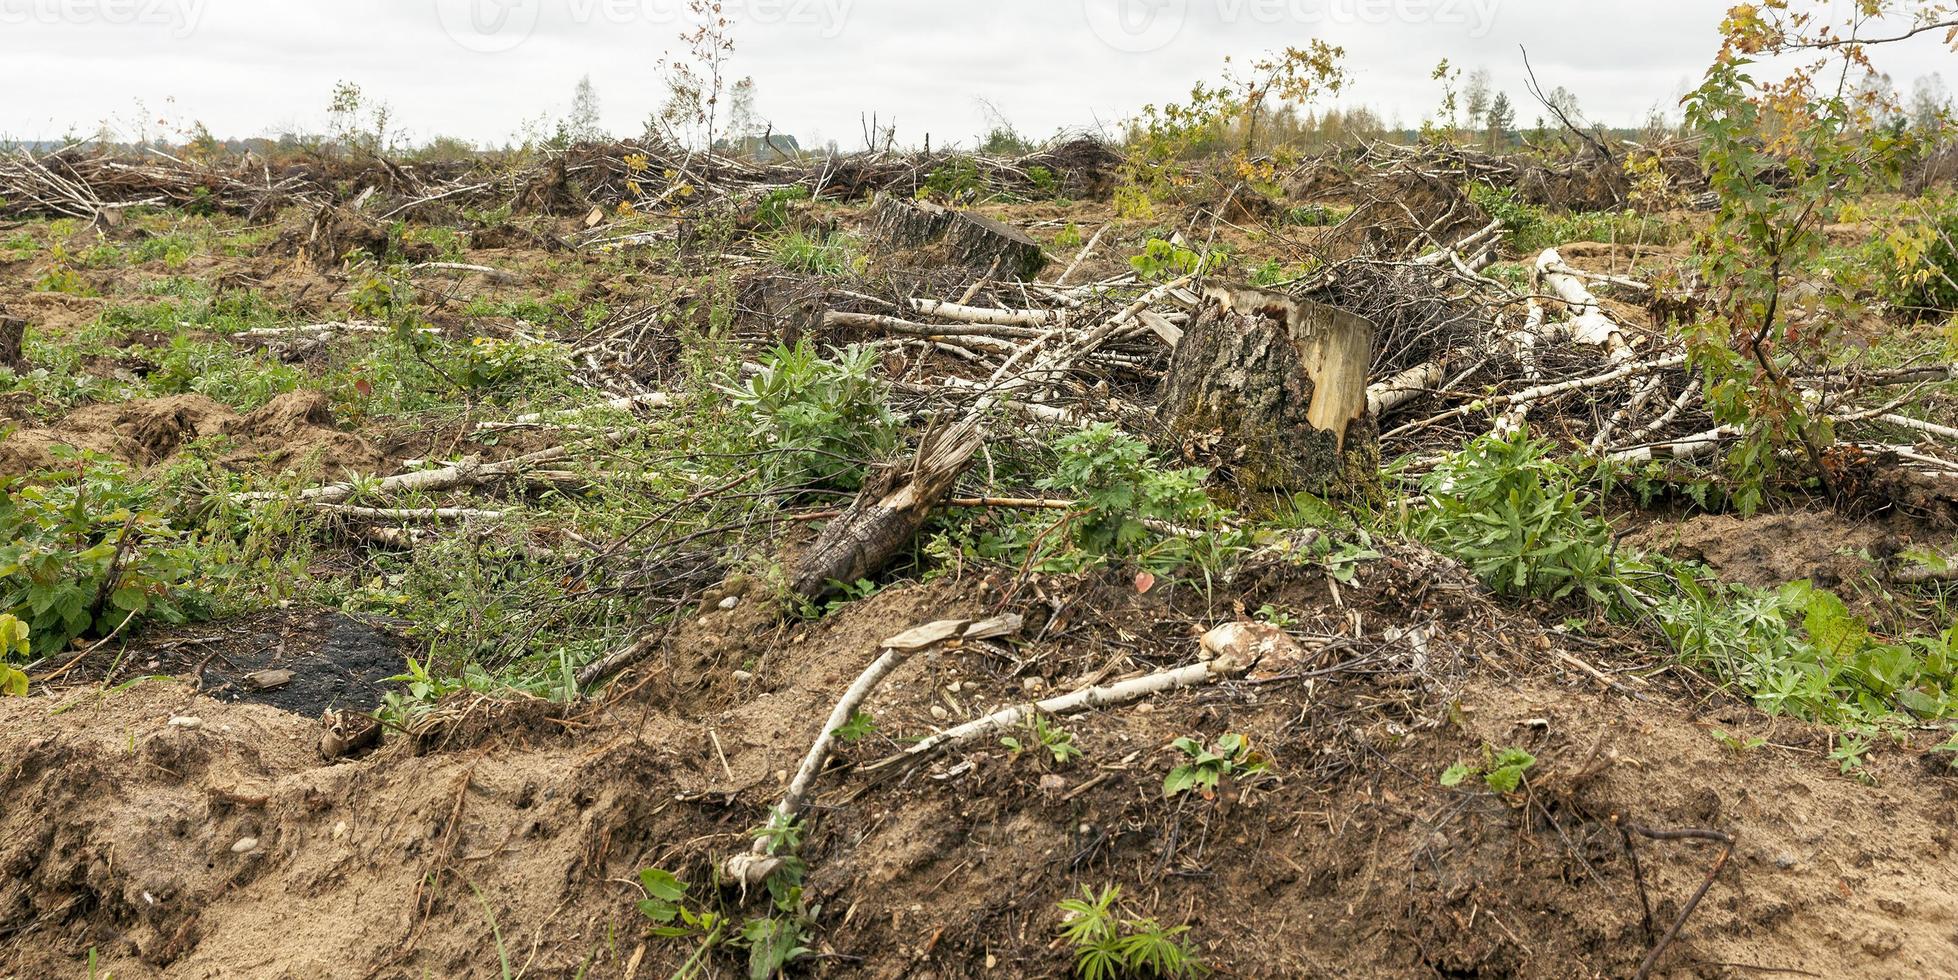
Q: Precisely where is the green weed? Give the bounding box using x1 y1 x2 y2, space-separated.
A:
1163 733 1266 800
1057 884 1205 980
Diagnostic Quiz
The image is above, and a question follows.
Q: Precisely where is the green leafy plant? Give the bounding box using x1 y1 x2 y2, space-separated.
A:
635 815 817 980
0 455 209 652
1406 429 1618 604
1129 238 1225 280
1282 203 1344 227
1710 728 1767 754
1057 885 1205 980
1119 45 1346 216
754 185 811 230
634 868 730 980
1041 424 1223 566
1829 730 1876 784
1002 711 1083 767
1866 194 1958 317
831 710 877 743
1676 16 1925 511
0 613 29 696
34 245 96 296
1651 572 1958 725
1253 603 1296 629
732 341 899 492
917 157 985 203
456 336 571 395
1163 733 1266 800
1931 731 1958 771
1440 745 1537 794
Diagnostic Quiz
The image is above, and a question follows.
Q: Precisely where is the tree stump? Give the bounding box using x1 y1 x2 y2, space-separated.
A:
0 309 25 373
869 195 1046 281
1158 286 1379 501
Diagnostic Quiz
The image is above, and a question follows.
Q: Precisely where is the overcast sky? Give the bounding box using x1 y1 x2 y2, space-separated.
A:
0 0 1949 148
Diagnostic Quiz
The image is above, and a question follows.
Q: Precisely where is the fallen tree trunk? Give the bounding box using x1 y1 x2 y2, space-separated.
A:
1158 285 1379 499
787 422 981 598
1536 248 1634 361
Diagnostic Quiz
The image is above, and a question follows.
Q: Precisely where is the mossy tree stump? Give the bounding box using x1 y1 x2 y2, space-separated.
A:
1158 286 1380 501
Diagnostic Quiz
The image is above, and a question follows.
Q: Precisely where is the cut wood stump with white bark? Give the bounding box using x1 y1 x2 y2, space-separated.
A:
1158 285 1380 501
869 194 1046 281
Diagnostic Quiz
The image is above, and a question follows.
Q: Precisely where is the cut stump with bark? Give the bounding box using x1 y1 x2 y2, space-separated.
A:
0 310 25 373
1158 285 1380 501
869 195 1046 281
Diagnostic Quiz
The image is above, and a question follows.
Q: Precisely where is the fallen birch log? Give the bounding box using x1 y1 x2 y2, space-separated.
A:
1368 362 1444 417
232 321 385 339
881 621 1301 766
313 504 508 522
1536 248 1635 361
242 444 574 505
724 616 1021 886
1387 354 1688 439
905 298 1061 329
825 310 1047 340
1878 413 1958 444
1413 219 1502 267
1605 424 1740 464
1889 560 1958 585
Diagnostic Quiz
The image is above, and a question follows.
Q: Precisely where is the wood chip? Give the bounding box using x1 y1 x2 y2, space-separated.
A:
245 669 295 691
881 619 970 651
962 614 1023 641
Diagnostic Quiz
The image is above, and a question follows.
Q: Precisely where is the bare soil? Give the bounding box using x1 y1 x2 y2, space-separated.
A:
0 390 384 478
6 551 1955 980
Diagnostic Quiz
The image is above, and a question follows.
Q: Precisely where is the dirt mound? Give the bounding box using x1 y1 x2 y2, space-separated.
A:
5 556 1956 978
1627 508 1895 593
0 290 110 338
0 390 384 477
